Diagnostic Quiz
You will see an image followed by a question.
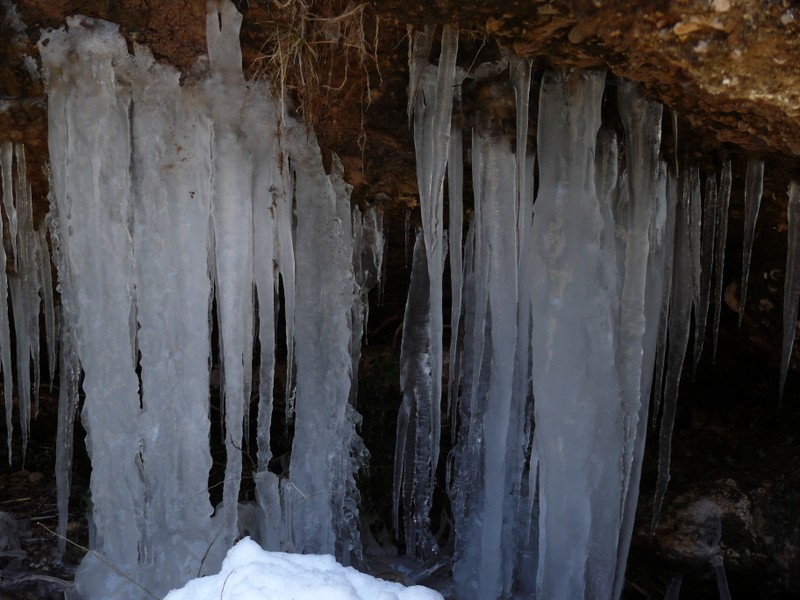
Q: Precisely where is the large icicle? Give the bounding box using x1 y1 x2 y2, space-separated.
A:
474 125 519 600
713 161 732 360
395 232 436 556
40 19 145 599
207 0 254 550
612 81 666 599
780 182 800 399
531 69 621 599
246 84 283 551
130 46 219 592
739 158 765 326
401 25 458 556
284 124 360 559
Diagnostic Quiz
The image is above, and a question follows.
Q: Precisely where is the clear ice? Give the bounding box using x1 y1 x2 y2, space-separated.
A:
781 183 800 398
739 159 765 326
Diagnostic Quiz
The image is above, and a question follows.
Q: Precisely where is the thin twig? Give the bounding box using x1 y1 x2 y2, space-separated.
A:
36 522 161 600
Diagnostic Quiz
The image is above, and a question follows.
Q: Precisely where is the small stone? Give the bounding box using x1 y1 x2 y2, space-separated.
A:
712 0 731 12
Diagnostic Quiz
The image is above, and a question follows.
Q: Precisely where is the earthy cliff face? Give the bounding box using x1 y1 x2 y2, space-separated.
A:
1 0 799 597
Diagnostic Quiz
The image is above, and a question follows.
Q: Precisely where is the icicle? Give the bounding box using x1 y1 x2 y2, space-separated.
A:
246 84 282 549
9 143 40 459
407 24 435 124
48 195 81 558
693 173 718 373
404 208 411 267
651 169 679 427
689 165 702 329
612 80 665 600
652 166 697 532
283 123 360 558
38 228 57 385
0 143 14 462
531 69 616 599
739 158 765 326
780 183 800 399
446 123 463 418
401 24 458 555
207 0 255 550
40 18 145 599
510 55 532 261
394 231 436 556
130 43 220 590
712 555 733 600
474 127 518 600
712 161 732 361
0 142 18 264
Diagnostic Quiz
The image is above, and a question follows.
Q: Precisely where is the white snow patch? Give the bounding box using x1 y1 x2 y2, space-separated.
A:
164 538 443 600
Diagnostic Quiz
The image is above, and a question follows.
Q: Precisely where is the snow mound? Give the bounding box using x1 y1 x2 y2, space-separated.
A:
164 538 443 600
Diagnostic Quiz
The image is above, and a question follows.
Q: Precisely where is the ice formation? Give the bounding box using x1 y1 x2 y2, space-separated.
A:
35 2 378 597
781 183 800 398
739 158 765 326
0 3 785 599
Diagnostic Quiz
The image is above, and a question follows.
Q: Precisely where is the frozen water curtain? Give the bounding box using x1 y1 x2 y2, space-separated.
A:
0 1 747 599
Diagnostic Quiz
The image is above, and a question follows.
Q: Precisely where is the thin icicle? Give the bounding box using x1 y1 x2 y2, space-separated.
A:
510 55 532 262
780 183 800 399
0 144 13 462
693 173 718 373
652 166 697 532
49 197 81 558
38 228 57 384
651 169 679 427
689 165 702 327
739 158 765 326
712 161 732 361
446 123 463 418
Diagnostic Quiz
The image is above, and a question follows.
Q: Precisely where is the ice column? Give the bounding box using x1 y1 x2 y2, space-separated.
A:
531 69 621 599
40 19 145 599
129 47 218 590
284 123 362 559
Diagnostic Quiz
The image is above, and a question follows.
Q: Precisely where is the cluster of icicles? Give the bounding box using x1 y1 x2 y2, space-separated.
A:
1 2 799 599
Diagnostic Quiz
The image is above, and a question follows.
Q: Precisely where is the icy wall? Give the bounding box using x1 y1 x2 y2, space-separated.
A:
395 27 784 600
0 1 797 599
32 2 382 598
